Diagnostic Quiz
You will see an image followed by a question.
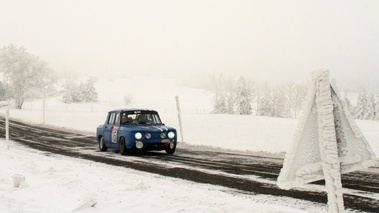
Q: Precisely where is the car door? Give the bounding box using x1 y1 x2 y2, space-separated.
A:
104 112 116 146
111 113 121 148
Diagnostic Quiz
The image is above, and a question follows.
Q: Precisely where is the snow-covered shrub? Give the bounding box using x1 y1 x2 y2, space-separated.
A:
63 78 98 103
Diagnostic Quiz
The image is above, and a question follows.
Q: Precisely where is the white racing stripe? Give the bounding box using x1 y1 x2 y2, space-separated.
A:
152 126 164 132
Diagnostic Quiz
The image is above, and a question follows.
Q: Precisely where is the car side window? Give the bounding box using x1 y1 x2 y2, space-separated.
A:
114 113 120 125
108 113 115 125
152 114 162 124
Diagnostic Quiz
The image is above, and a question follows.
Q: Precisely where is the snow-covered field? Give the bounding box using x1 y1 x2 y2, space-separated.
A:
1 77 378 212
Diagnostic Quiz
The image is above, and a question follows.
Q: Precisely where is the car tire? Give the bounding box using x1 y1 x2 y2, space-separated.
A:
99 137 107 152
165 144 176 155
119 137 128 155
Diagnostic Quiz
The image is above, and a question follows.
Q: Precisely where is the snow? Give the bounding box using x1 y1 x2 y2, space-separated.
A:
0 142 324 213
1 76 378 212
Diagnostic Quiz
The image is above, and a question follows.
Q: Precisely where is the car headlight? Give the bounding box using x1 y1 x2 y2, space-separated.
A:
168 132 175 139
135 132 142 140
145 133 151 139
160 133 166 139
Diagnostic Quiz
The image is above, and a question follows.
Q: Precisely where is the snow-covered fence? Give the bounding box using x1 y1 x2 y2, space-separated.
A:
277 70 378 213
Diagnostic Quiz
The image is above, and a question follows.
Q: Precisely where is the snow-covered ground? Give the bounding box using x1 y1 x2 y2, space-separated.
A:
0 142 325 213
1 77 378 212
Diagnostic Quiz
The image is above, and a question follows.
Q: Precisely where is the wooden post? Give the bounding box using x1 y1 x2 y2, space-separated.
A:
43 98 46 124
315 71 344 212
6 109 9 150
43 87 46 124
175 96 184 142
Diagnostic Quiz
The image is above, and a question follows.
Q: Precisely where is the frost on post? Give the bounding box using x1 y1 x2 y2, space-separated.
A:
277 70 377 212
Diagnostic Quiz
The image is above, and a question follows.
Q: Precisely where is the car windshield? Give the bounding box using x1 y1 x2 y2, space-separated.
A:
120 111 162 125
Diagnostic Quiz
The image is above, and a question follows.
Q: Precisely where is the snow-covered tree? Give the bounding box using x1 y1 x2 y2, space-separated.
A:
355 88 368 119
224 76 236 114
282 81 307 118
256 83 288 117
62 79 77 104
256 83 271 116
375 95 379 120
209 73 227 114
0 81 12 101
209 73 237 114
81 77 98 102
271 85 286 117
0 44 55 109
344 96 355 118
63 77 98 103
235 76 253 115
293 83 308 118
284 81 295 118
364 92 376 120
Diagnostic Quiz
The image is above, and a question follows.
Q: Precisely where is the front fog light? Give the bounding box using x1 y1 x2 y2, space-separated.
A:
145 133 151 139
136 141 144 149
160 133 166 139
168 132 175 139
135 132 142 140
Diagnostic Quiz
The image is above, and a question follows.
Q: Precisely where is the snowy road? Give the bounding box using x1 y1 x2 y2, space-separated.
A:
1 118 378 212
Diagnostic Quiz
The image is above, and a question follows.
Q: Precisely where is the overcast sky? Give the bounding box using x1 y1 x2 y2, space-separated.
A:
1 0 379 90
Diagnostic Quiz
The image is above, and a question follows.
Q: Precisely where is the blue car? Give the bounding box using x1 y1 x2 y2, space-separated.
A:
96 109 177 155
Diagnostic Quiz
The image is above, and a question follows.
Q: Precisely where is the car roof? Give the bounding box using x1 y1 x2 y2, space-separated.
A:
108 108 158 113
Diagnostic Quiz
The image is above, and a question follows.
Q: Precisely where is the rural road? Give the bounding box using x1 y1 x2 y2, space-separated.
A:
1 118 378 212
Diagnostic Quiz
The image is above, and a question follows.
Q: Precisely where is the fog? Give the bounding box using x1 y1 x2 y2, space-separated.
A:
1 0 379 90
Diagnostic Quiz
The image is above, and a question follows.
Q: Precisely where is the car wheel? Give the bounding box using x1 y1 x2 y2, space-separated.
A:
119 137 127 155
99 137 107 152
165 142 176 154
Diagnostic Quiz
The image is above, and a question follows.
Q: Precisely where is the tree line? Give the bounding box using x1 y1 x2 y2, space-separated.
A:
208 73 308 118
209 73 379 121
0 44 98 109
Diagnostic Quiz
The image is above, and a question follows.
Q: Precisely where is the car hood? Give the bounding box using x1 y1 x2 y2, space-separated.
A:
120 124 175 132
